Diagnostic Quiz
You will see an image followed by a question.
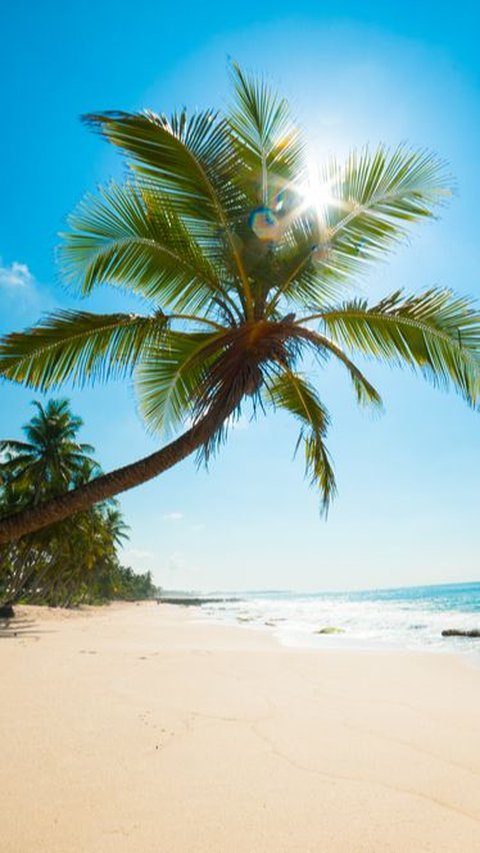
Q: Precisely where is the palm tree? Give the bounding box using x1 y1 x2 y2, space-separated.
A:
0 64 480 543
0 399 97 506
0 401 129 610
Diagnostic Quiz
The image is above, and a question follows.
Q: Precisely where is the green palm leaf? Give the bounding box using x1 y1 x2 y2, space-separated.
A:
0 310 167 390
294 326 383 409
84 108 240 216
265 215 352 314
266 147 449 316
228 63 305 199
83 108 254 312
60 182 234 314
266 370 336 514
135 329 228 435
320 146 450 271
320 288 480 404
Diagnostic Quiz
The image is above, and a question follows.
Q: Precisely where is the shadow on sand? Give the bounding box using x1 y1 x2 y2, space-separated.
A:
0 613 52 641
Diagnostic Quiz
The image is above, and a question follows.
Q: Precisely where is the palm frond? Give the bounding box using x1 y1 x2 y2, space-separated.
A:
319 145 450 272
135 330 228 435
84 108 241 216
60 181 236 315
265 215 351 314
228 62 305 200
266 370 336 514
320 288 480 404
0 310 166 390
0 440 33 455
83 108 254 313
294 326 383 409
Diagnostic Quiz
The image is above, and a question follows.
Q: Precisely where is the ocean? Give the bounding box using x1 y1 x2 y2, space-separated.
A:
199 581 480 654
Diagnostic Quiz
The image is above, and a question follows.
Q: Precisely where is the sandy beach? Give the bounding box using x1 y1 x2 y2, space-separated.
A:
1 602 480 852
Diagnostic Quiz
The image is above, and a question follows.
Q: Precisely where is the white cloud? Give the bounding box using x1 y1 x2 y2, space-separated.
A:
0 260 34 291
230 414 249 431
0 258 51 321
162 511 183 521
168 551 186 572
168 551 199 575
123 547 153 561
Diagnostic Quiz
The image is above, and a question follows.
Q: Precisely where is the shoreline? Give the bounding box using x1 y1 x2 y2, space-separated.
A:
2 601 480 851
190 599 480 664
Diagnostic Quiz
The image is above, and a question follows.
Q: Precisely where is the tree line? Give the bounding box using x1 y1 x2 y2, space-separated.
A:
0 400 157 615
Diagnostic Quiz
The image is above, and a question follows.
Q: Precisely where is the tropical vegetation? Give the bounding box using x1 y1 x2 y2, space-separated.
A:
0 400 156 612
1 63 480 542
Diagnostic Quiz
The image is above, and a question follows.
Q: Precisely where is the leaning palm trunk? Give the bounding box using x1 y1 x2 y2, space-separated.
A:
0 411 222 543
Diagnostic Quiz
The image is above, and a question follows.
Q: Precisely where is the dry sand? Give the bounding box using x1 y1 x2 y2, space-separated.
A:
1 601 480 852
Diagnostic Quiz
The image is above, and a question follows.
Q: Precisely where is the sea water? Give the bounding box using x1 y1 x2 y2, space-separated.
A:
200 582 480 654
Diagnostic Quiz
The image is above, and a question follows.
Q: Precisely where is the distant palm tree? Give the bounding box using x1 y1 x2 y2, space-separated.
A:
0 399 96 506
0 399 114 611
1 64 480 542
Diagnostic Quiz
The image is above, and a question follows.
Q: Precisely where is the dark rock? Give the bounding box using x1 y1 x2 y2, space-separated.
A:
0 604 15 619
441 629 480 638
315 626 345 635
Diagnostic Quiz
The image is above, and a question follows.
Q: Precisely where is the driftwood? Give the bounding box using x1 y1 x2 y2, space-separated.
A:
441 629 480 638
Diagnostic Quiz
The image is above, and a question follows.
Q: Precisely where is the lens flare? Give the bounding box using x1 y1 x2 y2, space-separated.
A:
249 206 280 241
268 176 295 215
272 189 286 213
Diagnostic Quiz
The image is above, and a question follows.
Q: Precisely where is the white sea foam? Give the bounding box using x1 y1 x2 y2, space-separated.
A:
200 584 480 655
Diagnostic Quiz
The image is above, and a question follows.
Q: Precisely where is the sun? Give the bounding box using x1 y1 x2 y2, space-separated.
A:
297 171 336 215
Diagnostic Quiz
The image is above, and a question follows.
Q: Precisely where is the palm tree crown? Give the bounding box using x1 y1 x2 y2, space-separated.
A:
0 399 96 506
1 63 479 527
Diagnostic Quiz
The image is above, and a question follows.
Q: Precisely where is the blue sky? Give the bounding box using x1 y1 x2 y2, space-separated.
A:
1 2 479 591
